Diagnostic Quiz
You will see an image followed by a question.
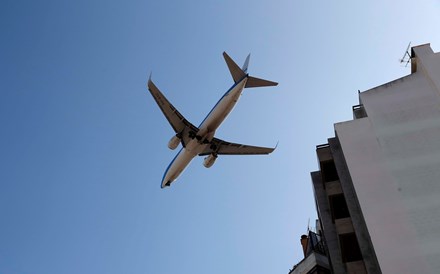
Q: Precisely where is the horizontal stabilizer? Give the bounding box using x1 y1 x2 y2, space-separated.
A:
223 51 278 88
245 76 278 88
223 51 246 83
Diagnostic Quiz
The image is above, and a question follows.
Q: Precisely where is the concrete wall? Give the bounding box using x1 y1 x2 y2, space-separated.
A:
334 44 440 273
328 138 380 274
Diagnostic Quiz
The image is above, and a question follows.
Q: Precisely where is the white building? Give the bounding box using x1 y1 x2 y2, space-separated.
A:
294 44 440 274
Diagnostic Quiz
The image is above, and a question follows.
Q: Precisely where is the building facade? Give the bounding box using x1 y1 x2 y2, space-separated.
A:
292 44 440 274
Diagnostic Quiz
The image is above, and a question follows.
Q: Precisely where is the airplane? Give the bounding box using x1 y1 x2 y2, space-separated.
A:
147 52 278 188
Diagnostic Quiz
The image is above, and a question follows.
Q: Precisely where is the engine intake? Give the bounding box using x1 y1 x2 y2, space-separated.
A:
203 154 217 168
168 135 180 150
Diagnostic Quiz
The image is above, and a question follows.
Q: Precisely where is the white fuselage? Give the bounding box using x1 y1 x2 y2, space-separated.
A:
161 78 248 188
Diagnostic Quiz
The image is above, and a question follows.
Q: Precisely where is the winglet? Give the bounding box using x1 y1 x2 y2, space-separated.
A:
147 72 158 92
267 141 278 154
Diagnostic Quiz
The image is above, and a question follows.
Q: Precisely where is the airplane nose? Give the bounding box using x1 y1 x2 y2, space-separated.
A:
161 180 172 188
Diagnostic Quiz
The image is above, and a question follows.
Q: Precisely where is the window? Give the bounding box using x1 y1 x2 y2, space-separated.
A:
339 233 363 262
321 160 339 182
329 194 350 221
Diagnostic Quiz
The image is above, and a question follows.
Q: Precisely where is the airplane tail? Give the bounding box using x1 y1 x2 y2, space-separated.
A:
223 52 278 88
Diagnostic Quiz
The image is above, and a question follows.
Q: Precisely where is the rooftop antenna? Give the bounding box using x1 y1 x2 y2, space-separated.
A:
399 42 411 67
307 218 311 234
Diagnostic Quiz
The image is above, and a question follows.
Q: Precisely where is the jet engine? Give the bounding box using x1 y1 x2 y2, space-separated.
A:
203 154 217 168
168 135 181 150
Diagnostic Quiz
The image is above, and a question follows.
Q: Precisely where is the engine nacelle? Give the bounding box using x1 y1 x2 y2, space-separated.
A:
203 154 217 168
168 135 180 150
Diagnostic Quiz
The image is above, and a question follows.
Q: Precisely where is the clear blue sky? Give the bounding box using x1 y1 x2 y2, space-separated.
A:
1 1 439 273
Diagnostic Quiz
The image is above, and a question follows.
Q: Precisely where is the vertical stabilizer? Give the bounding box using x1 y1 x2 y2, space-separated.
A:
242 54 250 73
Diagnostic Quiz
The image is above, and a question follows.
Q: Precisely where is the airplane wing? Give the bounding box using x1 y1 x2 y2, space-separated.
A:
147 77 199 147
199 137 276 156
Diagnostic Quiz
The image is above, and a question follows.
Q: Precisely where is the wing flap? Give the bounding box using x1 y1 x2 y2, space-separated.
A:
199 137 276 156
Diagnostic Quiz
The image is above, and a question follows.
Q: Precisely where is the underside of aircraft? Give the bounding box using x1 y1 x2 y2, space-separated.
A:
147 52 278 188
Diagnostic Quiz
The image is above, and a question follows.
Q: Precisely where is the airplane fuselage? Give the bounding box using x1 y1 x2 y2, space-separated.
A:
161 77 248 187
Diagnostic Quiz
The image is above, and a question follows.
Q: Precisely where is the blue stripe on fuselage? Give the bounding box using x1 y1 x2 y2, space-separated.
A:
197 76 247 128
161 147 184 188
